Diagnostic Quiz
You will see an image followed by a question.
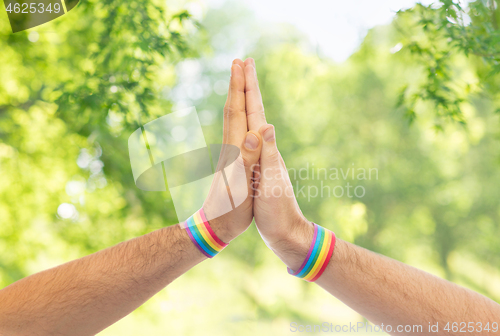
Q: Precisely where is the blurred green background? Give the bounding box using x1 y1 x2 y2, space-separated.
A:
1 0 500 335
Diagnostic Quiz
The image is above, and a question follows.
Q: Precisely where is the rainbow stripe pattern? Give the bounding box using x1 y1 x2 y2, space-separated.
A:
287 223 336 282
182 208 228 258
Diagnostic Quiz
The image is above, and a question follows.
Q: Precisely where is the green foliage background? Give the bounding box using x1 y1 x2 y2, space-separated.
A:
0 0 499 335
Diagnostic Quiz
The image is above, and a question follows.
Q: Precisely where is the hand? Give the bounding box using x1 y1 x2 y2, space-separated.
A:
242 58 314 270
203 59 263 243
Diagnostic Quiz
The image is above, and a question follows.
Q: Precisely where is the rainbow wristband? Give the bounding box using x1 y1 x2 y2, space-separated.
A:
181 208 228 258
287 223 336 282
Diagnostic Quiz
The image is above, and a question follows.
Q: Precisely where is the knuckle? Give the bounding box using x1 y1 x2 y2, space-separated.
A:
267 150 281 164
247 107 265 117
231 155 246 171
241 154 254 169
224 105 245 117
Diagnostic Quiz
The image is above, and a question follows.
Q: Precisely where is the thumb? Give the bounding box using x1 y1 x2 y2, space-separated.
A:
223 130 263 207
240 130 263 189
258 124 284 188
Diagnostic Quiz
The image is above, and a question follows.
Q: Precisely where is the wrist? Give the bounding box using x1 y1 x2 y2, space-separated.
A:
203 201 254 243
268 216 315 272
207 214 245 243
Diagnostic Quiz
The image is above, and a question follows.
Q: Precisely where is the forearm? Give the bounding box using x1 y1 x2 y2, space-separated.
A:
0 222 217 336
0 59 260 336
318 240 500 334
271 220 500 335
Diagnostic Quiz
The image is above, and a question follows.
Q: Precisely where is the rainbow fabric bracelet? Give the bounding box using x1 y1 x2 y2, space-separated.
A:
287 223 336 282
181 208 228 258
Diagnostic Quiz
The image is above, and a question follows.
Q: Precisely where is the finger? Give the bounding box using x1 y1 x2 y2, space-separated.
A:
244 58 267 131
223 62 247 147
224 59 245 102
258 124 281 184
241 131 263 190
233 58 245 70
224 131 263 207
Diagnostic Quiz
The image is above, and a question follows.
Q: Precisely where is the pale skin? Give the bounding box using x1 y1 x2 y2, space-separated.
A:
0 61 260 336
0 58 499 336
244 58 500 335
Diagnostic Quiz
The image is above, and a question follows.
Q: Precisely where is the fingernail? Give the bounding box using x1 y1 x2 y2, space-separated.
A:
245 132 259 150
263 126 275 142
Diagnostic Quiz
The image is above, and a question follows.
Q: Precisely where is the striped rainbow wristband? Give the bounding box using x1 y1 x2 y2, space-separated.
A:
287 223 336 282
181 208 228 258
